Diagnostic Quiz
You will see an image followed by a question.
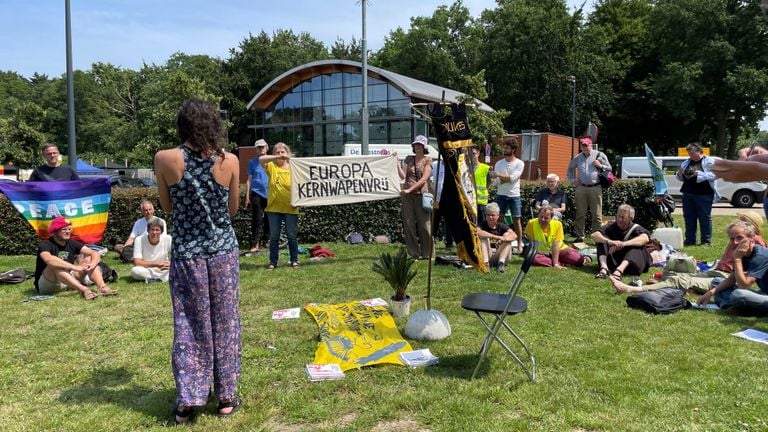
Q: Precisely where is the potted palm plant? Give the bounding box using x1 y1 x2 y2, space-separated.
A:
372 247 417 318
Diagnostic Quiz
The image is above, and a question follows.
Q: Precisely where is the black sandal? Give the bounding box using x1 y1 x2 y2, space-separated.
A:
595 268 609 279
216 397 242 418
173 405 197 425
611 269 624 279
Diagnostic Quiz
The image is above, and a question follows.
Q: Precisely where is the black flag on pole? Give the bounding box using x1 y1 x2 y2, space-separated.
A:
428 103 487 273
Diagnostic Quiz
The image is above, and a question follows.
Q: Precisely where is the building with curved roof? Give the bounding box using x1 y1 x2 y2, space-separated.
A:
246 59 493 157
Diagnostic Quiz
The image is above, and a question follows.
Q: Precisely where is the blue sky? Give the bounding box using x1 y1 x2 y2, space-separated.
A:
1 0 765 129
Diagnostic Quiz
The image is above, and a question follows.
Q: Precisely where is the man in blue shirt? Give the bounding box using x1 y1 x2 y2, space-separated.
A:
245 139 270 253
698 220 768 315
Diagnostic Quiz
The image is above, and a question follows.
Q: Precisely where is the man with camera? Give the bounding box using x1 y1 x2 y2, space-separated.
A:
676 143 718 246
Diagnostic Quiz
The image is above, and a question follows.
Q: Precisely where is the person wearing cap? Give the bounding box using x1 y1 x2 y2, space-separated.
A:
567 135 611 243
114 199 167 261
696 220 768 316
130 216 172 282
676 142 719 246
611 212 767 294
34 216 117 300
29 143 80 181
490 135 525 253
397 135 433 259
245 139 270 253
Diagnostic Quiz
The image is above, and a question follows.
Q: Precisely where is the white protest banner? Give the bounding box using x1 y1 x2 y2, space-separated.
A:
290 155 401 207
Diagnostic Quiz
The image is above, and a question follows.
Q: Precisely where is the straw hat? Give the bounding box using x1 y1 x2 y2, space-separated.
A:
736 210 764 237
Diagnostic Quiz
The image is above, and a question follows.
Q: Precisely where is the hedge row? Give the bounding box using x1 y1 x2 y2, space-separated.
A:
0 180 660 255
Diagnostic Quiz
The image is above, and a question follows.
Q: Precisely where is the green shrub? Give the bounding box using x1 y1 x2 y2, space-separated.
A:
0 180 659 255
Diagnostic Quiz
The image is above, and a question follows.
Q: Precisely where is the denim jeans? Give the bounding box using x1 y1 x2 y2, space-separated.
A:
267 212 298 265
715 287 768 315
681 193 713 245
495 195 522 219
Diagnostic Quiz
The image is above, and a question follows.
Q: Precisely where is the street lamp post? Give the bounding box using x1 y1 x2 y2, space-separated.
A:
219 109 229 147
359 0 369 156
568 75 576 159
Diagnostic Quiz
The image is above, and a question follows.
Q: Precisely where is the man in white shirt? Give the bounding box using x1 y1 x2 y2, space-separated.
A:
114 199 167 261
130 217 172 282
491 136 525 253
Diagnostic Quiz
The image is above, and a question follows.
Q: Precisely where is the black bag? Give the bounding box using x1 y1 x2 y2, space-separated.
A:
0 268 26 284
626 287 691 314
98 262 118 283
598 170 615 188
119 246 134 263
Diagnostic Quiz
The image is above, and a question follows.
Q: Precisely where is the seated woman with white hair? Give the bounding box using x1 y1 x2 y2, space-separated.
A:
533 173 566 220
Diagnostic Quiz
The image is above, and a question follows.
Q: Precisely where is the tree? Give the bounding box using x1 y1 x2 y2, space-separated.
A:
481 0 618 139
222 30 330 147
372 0 483 93
647 0 768 156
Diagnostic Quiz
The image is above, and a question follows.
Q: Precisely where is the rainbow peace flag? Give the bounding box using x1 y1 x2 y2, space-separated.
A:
0 178 111 243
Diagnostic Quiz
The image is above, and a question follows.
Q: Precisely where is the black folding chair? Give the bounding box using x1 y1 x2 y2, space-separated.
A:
461 242 538 381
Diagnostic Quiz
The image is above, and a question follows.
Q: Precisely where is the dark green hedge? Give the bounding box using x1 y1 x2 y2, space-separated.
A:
0 180 661 255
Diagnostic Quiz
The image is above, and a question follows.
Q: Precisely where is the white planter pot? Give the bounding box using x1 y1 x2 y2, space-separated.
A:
389 295 411 318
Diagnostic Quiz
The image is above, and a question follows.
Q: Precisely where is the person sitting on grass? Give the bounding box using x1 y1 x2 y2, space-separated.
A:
34 216 117 300
114 199 167 261
476 202 517 273
130 216 172 282
696 220 768 316
525 205 591 269
592 204 651 280
611 212 767 294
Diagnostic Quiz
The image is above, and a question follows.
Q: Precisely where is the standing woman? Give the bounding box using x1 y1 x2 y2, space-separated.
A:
259 142 300 269
676 142 718 246
154 99 242 424
397 135 433 259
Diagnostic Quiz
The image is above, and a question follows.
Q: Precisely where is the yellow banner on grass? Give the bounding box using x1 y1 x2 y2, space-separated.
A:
305 300 413 371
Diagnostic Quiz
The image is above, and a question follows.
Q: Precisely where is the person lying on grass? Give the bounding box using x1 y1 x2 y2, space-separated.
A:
592 204 651 281
696 220 768 316
612 212 767 294
524 205 591 269
34 216 117 300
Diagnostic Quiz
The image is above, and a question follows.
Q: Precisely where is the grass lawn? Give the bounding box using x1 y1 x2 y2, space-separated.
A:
1 215 767 431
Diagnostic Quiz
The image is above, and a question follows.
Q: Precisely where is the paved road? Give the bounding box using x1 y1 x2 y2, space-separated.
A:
672 202 764 216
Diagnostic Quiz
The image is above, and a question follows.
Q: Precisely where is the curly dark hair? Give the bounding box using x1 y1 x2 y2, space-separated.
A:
176 98 225 158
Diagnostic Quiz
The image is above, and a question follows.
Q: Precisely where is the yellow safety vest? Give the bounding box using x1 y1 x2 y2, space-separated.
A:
475 163 490 205
529 218 567 253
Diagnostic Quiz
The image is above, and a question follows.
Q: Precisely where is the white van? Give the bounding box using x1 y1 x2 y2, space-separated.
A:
343 143 440 160
620 156 766 208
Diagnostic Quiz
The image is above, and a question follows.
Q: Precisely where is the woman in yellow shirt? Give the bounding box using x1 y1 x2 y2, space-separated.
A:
260 142 300 270
525 206 591 268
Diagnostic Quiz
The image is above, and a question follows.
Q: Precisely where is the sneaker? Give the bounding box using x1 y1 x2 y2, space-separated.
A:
497 262 506 273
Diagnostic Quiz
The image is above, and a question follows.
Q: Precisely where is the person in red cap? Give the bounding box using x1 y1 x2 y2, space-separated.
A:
566 135 611 243
34 216 117 299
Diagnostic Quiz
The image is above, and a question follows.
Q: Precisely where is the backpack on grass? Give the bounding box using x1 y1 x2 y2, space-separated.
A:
98 262 118 283
626 287 690 314
0 268 27 284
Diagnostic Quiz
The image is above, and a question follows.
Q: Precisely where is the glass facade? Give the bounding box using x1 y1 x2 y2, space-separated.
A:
252 71 430 156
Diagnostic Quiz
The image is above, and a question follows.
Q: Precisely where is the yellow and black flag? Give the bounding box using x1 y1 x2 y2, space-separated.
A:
428 103 487 273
